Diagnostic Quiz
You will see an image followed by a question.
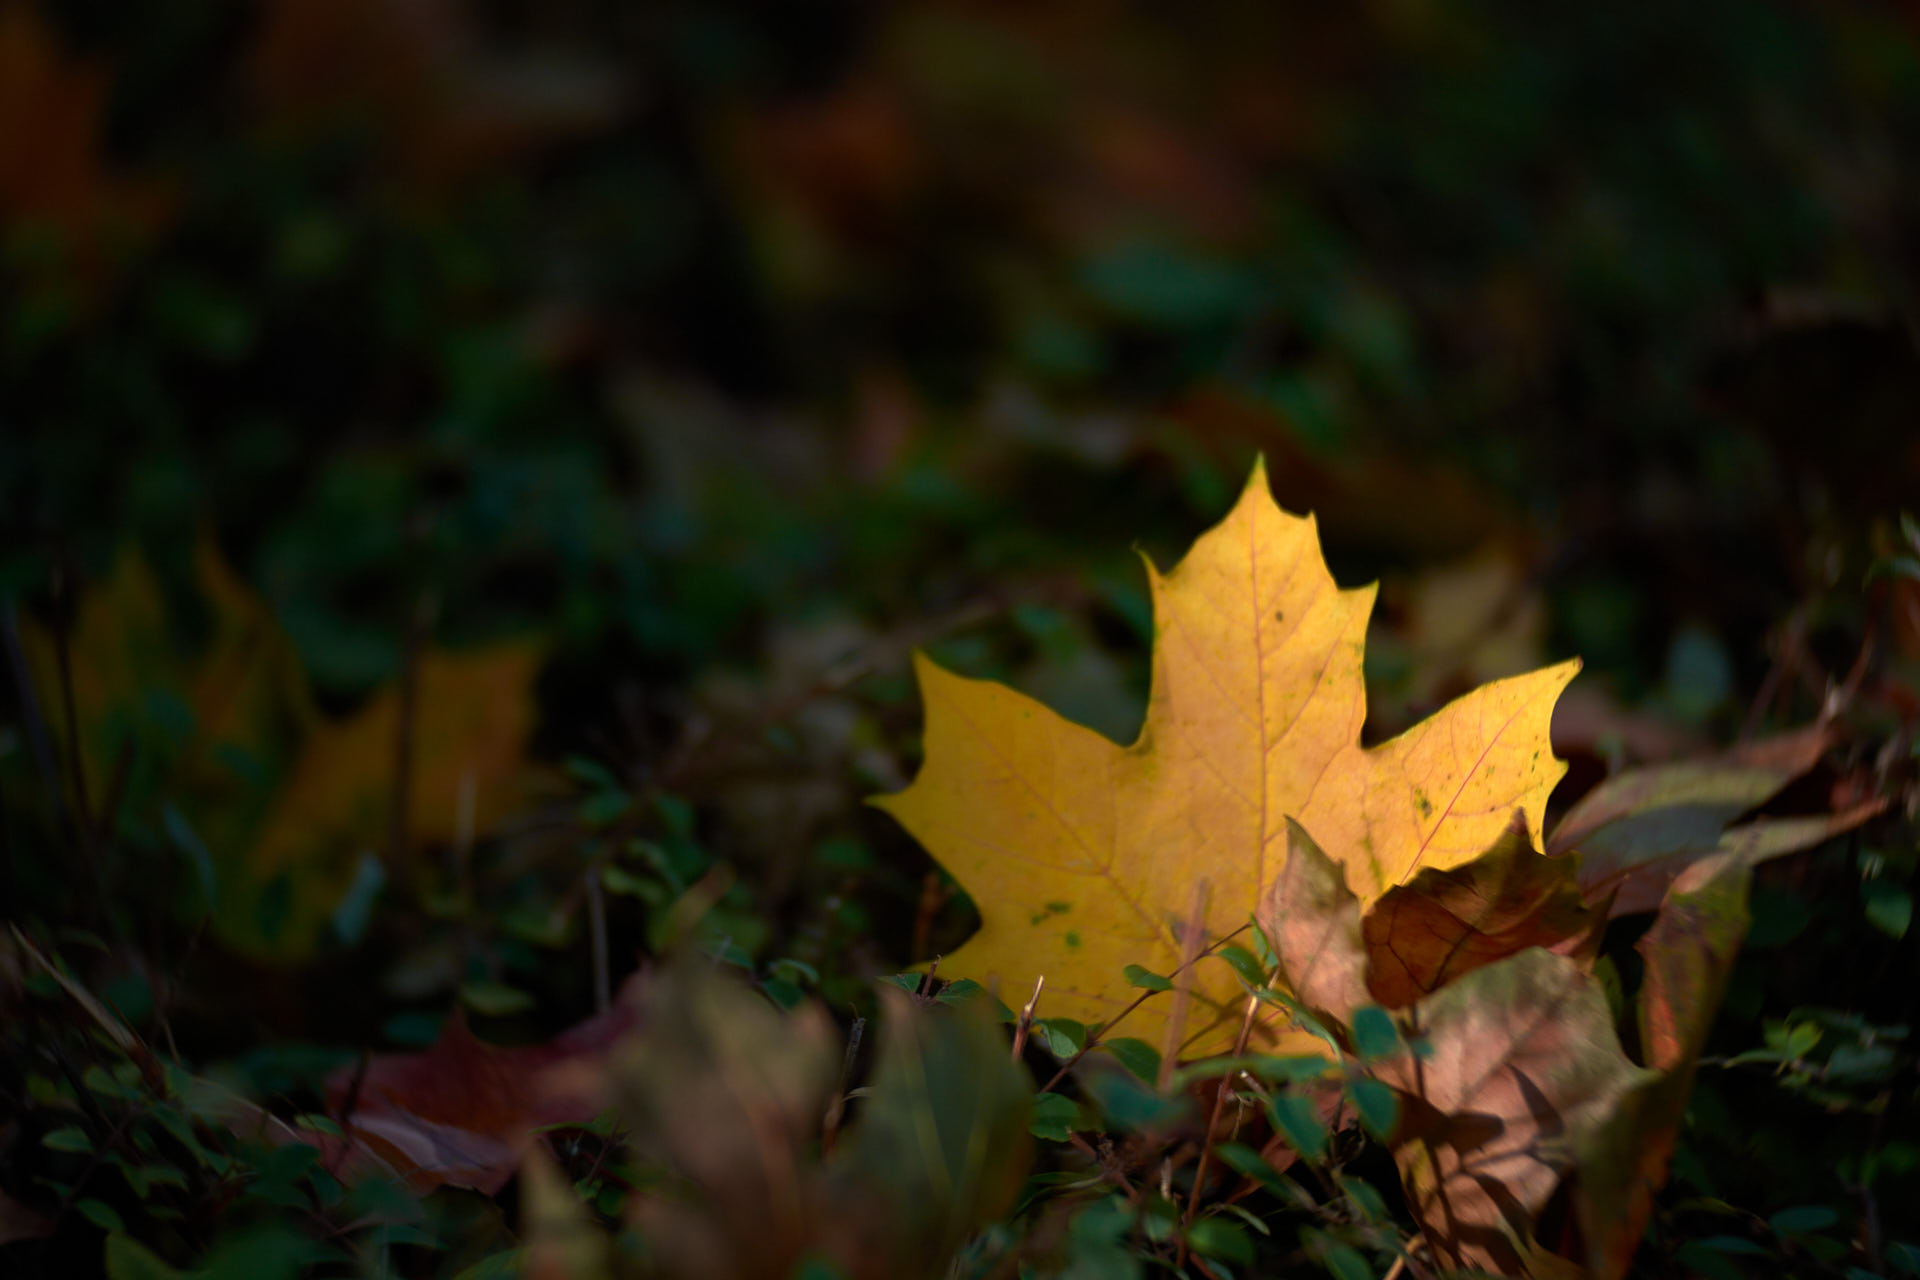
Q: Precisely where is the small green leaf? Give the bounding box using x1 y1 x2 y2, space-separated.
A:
1770 1205 1840 1235
1304 1227 1375 1280
1103 1037 1161 1083
578 791 632 827
1122 963 1172 992
43 1125 92 1153
1030 1091 1080 1141
770 957 820 986
880 973 922 994
1035 1017 1089 1059
293 1113 344 1138
1345 1077 1398 1141
934 977 985 1005
1216 943 1266 986
1215 1141 1285 1191
1349 1006 1398 1062
1692 1235 1772 1256
599 864 657 898
77 1198 125 1232
1862 881 1913 940
1269 1092 1327 1161
1184 1216 1254 1265
762 977 804 1009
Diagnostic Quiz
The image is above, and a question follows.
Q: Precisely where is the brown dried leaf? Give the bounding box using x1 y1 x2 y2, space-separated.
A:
1549 724 1884 915
1374 949 1655 1277
1363 811 1602 1009
1260 819 1368 1026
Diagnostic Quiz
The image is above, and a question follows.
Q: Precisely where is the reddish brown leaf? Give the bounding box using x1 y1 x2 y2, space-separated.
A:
1373 948 1654 1277
326 976 644 1192
1363 811 1602 1008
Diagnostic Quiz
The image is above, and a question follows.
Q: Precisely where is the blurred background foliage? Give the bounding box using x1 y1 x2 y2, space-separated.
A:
4 0 1920 1275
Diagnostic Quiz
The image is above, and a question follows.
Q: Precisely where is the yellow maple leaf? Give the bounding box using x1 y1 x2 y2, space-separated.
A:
874 460 1578 1056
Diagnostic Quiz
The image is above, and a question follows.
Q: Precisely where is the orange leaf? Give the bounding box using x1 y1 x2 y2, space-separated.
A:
875 459 1576 1054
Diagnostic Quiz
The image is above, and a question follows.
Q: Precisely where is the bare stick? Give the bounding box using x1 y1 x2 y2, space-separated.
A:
1157 879 1212 1091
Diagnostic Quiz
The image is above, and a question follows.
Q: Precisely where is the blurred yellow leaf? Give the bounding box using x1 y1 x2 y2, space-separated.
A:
27 542 541 957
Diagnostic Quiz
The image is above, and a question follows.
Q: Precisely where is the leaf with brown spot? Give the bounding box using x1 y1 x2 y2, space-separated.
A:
1363 810 1602 1009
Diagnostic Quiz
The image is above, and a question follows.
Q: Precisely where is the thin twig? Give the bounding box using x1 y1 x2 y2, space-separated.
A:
1182 991 1265 1244
1011 975 1045 1062
1158 879 1212 1091
1038 924 1249 1095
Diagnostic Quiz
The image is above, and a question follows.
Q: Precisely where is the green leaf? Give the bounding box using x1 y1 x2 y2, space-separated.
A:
1216 943 1266 987
880 973 922 994
43 1125 92 1153
1770 1205 1840 1235
1691 1234 1772 1256
1269 1092 1327 1161
1030 1091 1080 1142
1349 1006 1398 1062
1345 1077 1398 1141
293 1113 344 1138
77 1198 126 1232
1216 1142 1286 1192
1170 1053 1332 1089
578 790 632 827
1184 1216 1254 1265
1102 1037 1161 1083
770 957 820 986
1122 963 1172 992
934 977 985 1005
1034 1017 1089 1059
1304 1227 1376 1280
1862 881 1913 940
1085 1071 1189 1132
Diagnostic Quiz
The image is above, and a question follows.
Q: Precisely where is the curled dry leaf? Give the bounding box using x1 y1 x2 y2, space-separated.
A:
877 459 1576 1054
1549 723 1885 915
1362 810 1602 1009
1265 812 1757 1278
1568 854 1751 1279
